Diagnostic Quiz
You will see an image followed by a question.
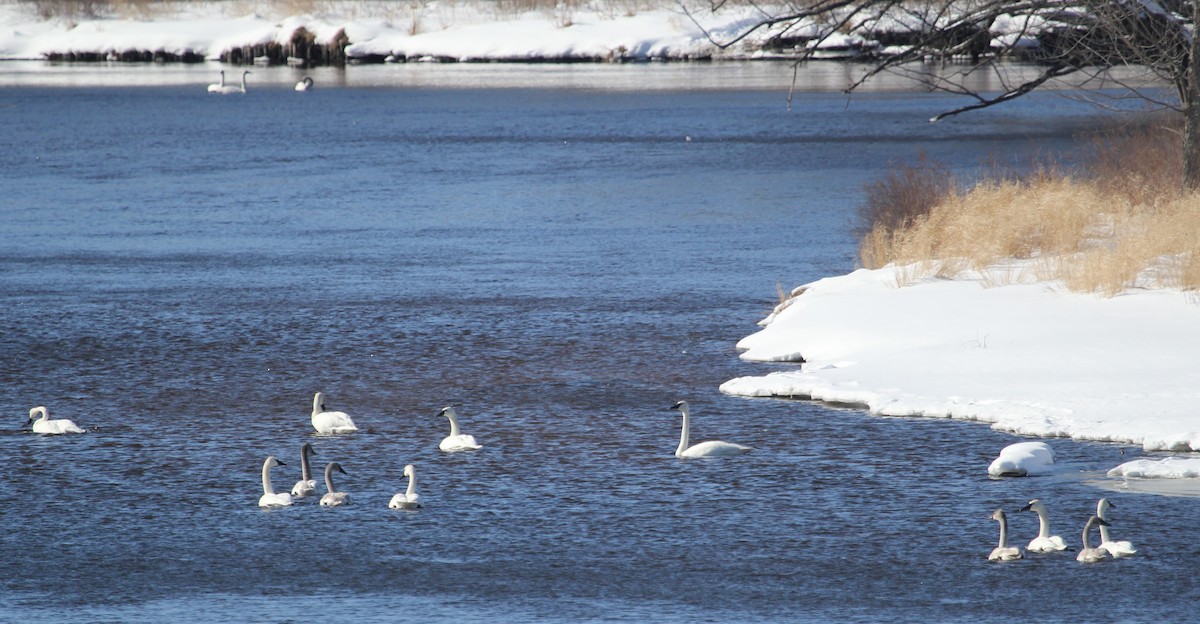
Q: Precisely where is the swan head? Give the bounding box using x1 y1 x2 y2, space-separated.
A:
325 462 347 477
27 406 48 424
403 464 415 478
264 455 285 469
301 442 316 456
990 508 1007 522
670 400 689 412
1085 515 1111 529
439 406 457 420
313 392 327 412
1097 498 1114 514
1016 499 1045 514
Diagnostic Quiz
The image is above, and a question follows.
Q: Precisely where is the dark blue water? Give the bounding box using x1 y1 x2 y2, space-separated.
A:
2 64 1196 623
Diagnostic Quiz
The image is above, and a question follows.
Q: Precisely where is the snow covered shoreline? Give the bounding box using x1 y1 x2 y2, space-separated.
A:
720 261 1200 480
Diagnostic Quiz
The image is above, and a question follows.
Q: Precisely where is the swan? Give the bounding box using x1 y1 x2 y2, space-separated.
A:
295 76 314 91
319 462 350 507
311 392 358 434
206 70 225 93
258 456 293 507
669 400 751 458
1096 498 1137 557
1016 499 1069 552
388 464 421 510
213 70 250 94
987 441 1055 477
26 406 85 434
290 442 318 497
1077 515 1112 563
988 509 1024 561
438 406 481 451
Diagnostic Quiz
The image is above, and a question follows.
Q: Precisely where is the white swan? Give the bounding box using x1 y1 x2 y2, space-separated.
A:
212 70 250 94
295 76 314 91
669 400 751 458
987 441 1055 477
1016 499 1069 552
388 464 421 510
206 70 225 93
319 462 350 507
988 509 1024 561
1096 498 1137 557
311 392 358 434
258 456 293 507
1077 515 1112 563
290 442 317 497
438 406 481 451
26 406 85 434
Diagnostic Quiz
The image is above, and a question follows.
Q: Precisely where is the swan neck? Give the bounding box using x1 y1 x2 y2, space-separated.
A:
447 413 461 437
324 466 337 493
675 406 690 456
300 447 311 481
406 472 417 498
997 515 1008 548
1081 517 1094 549
1036 509 1051 538
261 462 274 495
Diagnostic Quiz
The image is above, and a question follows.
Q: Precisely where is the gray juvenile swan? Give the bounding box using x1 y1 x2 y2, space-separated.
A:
669 400 751 458
290 442 318 497
258 456 293 508
311 392 358 434
988 509 1023 561
1016 499 1068 552
26 406 85 434
1077 515 1112 563
1096 498 1137 557
388 464 421 510
319 462 350 507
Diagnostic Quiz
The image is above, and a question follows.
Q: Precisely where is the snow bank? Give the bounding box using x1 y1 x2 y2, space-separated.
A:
721 262 1200 456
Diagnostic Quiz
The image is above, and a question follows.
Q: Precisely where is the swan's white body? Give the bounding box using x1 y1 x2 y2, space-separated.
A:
388 464 421 509
987 441 1056 477
295 76 314 91
988 509 1024 561
26 406 85 434
1018 499 1069 552
1077 515 1112 563
290 442 317 497
1096 498 1137 557
438 406 481 451
670 401 751 458
212 70 250 94
258 456 294 507
319 462 350 507
311 392 358 434
206 70 225 93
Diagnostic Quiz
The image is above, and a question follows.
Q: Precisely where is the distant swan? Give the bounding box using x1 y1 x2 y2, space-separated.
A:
1077 515 1112 563
311 392 358 434
1096 498 1137 557
987 441 1055 477
206 70 225 93
211 70 250 94
290 442 317 497
1016 499 1068 552
388 464 421 509
438 406 481 451
295 76 314 91
319 462 350 506
669 400 751 458
26 406 85 434
988 509 1024 561
258 456 293 507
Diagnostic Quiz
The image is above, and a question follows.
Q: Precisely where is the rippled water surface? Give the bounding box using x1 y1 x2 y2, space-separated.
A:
2 63 1196 622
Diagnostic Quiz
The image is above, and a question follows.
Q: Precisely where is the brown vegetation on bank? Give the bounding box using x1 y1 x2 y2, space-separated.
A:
858 114 1200 296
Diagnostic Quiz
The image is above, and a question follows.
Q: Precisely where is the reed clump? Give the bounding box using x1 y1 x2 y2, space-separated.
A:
859 115 1200 295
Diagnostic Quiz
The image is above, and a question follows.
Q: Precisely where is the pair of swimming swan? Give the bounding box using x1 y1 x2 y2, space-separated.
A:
25 406 86 435
259 452 353 507
310 393 482 453
207 70 250 94
989 498 1136 562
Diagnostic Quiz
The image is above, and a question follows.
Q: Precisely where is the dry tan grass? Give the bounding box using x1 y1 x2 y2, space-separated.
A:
859 118 1200 296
